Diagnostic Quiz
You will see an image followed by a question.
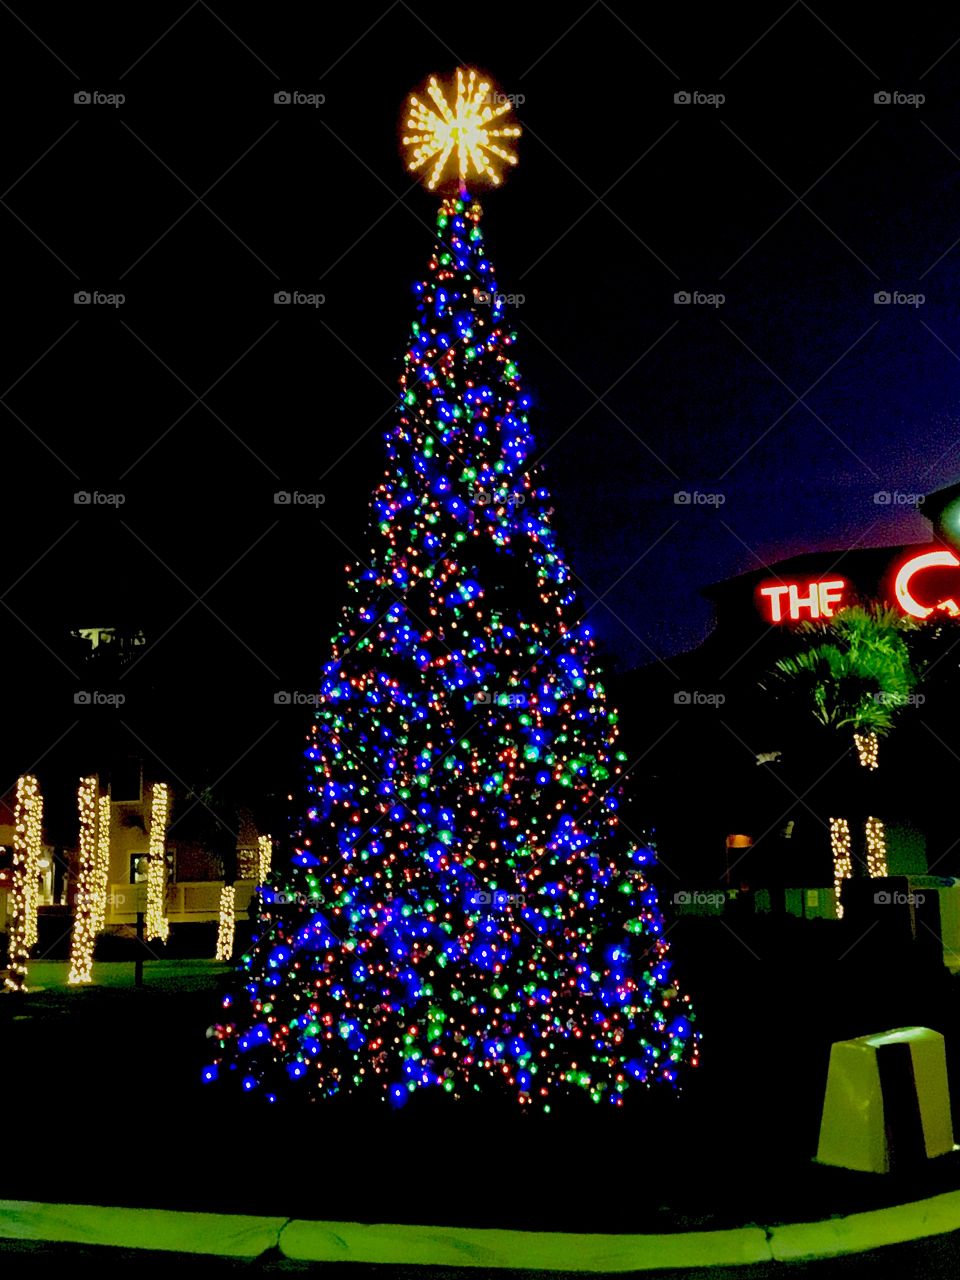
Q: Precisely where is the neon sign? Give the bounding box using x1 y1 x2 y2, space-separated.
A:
756 548 960 623
894 549 960 618
758 579 846 622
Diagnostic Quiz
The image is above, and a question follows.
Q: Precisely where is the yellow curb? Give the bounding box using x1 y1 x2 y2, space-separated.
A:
0 1191 959 1270
0 1201 286 1259
769 1188 960 1262
278 1221 771 1270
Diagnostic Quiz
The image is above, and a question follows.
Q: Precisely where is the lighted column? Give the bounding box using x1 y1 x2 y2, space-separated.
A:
830 817 853 920
23 780 43 950
257 833 272 884
68 776 99 985
216 884 236 960
3 775 41 992
854 731 879 770
145 782 170 942
865 816 888 878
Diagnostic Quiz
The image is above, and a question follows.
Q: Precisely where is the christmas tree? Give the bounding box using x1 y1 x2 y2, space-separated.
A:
207 69 698 1109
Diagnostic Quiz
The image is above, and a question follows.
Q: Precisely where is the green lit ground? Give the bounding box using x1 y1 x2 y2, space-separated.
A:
18 958 229 992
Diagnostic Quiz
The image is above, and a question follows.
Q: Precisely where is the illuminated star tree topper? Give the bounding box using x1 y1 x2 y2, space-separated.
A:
403 67 521 192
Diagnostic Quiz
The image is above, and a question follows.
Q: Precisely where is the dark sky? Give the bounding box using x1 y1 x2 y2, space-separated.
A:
3 2 960 822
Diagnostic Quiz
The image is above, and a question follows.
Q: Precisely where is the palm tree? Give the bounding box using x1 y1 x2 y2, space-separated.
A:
765 605 920 916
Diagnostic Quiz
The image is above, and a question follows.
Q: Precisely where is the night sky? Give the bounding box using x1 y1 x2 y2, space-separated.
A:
3 3 960 825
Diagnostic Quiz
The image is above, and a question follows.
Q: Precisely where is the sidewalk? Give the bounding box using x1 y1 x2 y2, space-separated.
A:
1 1195 960 1275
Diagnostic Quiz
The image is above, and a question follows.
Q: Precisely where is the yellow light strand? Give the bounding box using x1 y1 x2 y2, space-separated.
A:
92 792 111 936
403 67 521 191
216 884 236 961
830 816 853 920
854 730 879 769
145 782 170 943
865 815 888 877
23 777 42 950
257 833 272 885
4 775 40 992
68 776 99 985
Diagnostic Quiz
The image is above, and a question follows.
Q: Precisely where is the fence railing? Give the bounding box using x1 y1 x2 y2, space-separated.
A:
105 880 256 924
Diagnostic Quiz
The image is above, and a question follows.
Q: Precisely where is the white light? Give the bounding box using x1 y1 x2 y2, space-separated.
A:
68 776 99 985
866 815 888 878
4 775 42 993
258 833 272 885
830 817 853 920
92 792 111 935
145 782 170 943
403 68 521 191
216 885 236 961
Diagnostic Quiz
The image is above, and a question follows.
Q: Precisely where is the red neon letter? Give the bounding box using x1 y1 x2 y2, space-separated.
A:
895 550 960 619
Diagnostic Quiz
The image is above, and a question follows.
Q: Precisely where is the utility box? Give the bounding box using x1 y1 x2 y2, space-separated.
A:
816 1027 956 1172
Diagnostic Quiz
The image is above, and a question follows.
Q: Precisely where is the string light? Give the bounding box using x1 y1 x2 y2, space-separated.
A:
145 782 170 943
216 885 236 961
92 792 111 936
208 162 698 1106
830 817 853 920
258 834 272 885
68 776 99 985
23 778 43 951
865 815 888 878
403 68 521 191
237 845 258 880
4 775 41 993
854 731 879 770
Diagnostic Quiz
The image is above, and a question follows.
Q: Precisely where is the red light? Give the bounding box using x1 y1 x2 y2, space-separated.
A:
758 579 846 623
894 549 960 619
